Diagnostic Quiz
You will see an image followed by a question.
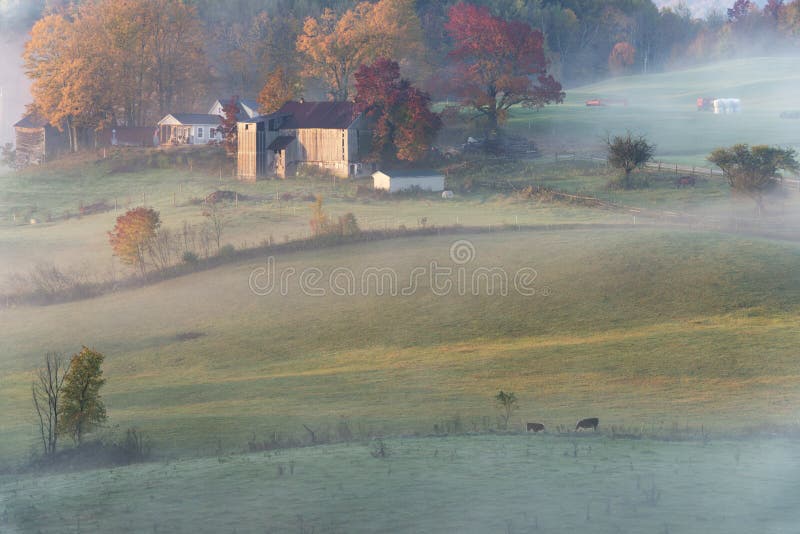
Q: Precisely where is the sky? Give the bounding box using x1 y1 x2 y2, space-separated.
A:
654 0 766 17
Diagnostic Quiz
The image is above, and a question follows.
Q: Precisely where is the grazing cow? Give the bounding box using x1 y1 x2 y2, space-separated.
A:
676 175 696 188
576 417 599 431
527 422 545 433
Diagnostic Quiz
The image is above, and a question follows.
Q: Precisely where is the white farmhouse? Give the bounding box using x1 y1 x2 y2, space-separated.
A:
156 113 222 145
372 170 445 193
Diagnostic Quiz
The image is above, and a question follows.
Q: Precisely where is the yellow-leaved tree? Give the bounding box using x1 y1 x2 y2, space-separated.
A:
296 0 424 101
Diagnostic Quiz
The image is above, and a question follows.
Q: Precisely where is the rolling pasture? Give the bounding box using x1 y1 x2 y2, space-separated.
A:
3 434 800 533
2 228 800 462
509 56 800 166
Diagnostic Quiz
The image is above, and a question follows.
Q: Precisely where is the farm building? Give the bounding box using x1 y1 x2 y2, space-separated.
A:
372 170 445 193
208 97 260 120
237 101 371 181
156 113 222 145
12 113 68 167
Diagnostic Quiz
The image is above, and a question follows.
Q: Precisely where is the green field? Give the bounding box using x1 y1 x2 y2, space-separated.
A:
509 56 800 167
2 228 800 462
3 434 800 533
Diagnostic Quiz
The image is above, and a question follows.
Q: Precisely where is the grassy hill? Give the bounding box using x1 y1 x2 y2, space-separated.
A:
2 227 800 461
511 56 800 166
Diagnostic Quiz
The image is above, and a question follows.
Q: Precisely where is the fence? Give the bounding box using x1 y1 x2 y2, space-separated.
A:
550 152 800 190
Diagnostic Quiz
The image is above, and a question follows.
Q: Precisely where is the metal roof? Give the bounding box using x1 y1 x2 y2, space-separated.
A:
245 101 359 129
167 113 222 125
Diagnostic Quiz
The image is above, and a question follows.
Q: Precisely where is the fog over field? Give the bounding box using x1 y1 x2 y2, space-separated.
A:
2 0 800 532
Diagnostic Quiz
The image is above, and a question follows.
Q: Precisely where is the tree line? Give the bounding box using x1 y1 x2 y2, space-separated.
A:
21 0 800 154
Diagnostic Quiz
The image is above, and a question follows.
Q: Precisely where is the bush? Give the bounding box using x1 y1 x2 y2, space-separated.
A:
218 244 236 257
182 251 199 265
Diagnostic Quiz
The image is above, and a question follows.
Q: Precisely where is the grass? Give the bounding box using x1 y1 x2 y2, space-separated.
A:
2 228 800 461
506 56 800 167
3 433 800 533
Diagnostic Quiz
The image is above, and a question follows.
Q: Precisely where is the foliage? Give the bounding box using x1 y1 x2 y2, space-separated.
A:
609 42 636 74
354 58 441 163
606 132 656 189
32 353 70 457
495 390 518 430
23 0 206 146
296 0 423 101
708 144 799 214
309 195 361 237
257 67 304 114
59 347 107 445
444 2 564 135
108 207 161 276
219 97 240 156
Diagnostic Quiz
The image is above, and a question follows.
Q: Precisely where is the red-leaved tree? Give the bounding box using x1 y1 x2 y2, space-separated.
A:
220 96 239 156
444 2 564 135
354 58 441 162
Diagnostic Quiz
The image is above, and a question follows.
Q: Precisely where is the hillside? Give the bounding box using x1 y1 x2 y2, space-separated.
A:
513 57 800 166
2 227 800 460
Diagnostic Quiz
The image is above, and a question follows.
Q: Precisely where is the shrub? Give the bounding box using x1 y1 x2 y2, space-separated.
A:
218 244 236 257
182 251 199 265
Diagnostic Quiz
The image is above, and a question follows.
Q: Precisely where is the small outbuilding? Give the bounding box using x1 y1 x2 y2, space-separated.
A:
372 170 445 193
13 113 68 167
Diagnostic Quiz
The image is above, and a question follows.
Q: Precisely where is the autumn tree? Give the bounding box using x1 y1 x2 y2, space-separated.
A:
24 0 206 140
444 3 564 136
607 132 656 189
108 207 161 276
59 347 107 445
296 0 424 101
495 390 518 430
608 42 636 75
220 96 240 156
709 144 799 215
355 58 441 163
257 67 304 115
32 352 70 457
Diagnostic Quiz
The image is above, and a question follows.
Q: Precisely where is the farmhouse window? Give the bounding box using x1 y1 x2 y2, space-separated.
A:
197 127 204 139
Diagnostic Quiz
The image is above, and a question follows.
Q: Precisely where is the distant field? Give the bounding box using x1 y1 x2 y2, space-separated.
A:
3 434 800 533
2 228 799 461
511 56 800 167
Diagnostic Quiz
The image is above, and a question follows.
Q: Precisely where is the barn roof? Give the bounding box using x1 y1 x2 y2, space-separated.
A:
246 101 360 130
267 136 295 151
14 113 49 129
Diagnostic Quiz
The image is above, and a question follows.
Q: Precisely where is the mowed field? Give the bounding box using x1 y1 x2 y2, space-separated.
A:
507 56 800 166
2 228 800 462
4 434 800 533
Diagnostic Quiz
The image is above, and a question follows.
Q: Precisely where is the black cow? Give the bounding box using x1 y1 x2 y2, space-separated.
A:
527 422 545 432
576 417 599 431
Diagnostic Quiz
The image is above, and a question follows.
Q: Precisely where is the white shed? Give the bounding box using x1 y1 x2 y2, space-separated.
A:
372 170 445 193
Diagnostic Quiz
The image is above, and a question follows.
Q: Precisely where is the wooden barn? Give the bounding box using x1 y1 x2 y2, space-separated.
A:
13 113 68 167
237 101 371 181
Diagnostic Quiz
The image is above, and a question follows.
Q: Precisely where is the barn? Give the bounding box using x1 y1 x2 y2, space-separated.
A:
13 113 68 167
372 170 445 193
237 101 370 181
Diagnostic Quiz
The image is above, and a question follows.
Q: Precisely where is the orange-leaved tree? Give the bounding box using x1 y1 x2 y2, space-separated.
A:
108 207 161 276
296 0 423 101
257 67 304 114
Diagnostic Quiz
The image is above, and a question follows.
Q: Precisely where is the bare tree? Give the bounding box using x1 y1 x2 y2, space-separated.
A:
32 352 70 456
204 203 226 252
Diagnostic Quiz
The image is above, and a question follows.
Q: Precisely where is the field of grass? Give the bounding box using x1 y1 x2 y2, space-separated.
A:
3 433 800 533
509 56 800 167
2 227 800 462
